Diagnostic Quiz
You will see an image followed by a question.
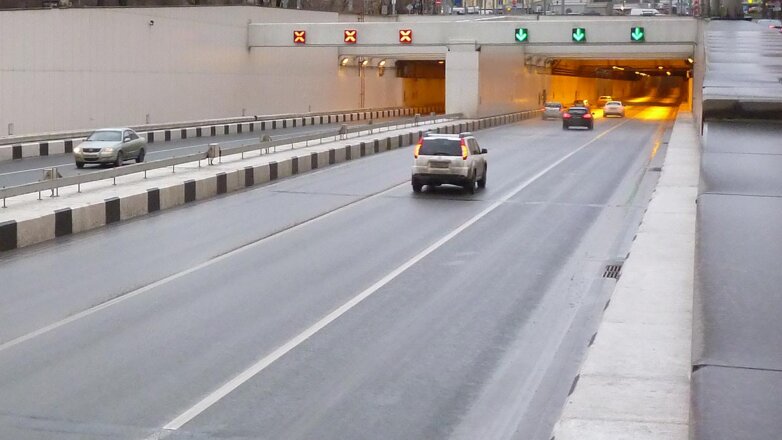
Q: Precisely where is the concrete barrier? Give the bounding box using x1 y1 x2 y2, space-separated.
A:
0 106 439 163
0 109 539 252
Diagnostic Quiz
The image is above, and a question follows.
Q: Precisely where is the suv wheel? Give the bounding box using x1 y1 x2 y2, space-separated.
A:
464 173 476 195
412 179 423 193
477 166 487 189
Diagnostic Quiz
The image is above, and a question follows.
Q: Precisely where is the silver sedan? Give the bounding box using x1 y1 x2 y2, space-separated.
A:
73 128 146 168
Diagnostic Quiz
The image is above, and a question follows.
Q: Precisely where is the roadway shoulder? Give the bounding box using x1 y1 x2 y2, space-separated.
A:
552 111 699 440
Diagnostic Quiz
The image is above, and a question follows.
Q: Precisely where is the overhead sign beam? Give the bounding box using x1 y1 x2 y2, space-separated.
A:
247 19 697 50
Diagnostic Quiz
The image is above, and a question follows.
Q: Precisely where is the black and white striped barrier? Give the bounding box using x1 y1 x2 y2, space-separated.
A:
0 109 539 252
0 107 439 162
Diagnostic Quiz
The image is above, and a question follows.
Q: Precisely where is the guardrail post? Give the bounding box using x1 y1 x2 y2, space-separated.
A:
339 124 348 140
414 114 421 126
208 143 221 166
42 167 62 197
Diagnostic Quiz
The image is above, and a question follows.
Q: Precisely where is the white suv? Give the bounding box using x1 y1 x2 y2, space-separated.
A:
411 133 487 194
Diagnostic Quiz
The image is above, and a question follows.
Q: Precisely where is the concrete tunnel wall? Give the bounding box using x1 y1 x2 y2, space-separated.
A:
0 7 406 136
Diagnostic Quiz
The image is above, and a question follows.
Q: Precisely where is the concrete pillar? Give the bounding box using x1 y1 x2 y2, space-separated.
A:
445 44 480 118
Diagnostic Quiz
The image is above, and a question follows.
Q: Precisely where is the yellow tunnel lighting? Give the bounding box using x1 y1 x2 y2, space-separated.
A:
687 57 694 64
379 59 387 67
612 66 625 71
658 66 664 70
438 60 445 64
635 71 640 75
361 59 369 67
666 71 672 76
340 57 350 66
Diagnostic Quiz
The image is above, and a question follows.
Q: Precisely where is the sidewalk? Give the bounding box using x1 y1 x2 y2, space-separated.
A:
552 111 699 439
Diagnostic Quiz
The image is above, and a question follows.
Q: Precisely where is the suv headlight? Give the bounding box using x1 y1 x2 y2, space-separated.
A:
73 147 81 154
102 147 114 153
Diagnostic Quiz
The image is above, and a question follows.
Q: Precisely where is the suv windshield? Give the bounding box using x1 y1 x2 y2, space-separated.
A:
86 131 122 142
607 101 622 105
420 138 462 156
568 108 588 115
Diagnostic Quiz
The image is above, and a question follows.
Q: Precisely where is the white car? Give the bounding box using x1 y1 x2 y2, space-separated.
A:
603 101 625 117
411 133 487 194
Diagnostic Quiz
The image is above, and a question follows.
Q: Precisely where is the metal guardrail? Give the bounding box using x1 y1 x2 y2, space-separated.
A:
0 105 435 146
0 113 459 206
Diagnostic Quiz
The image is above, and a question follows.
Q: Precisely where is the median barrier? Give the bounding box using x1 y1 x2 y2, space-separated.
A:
0 108 539 252
0 106 441 163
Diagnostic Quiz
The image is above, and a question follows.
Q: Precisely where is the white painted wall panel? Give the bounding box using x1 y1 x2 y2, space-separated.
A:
0 7 404 137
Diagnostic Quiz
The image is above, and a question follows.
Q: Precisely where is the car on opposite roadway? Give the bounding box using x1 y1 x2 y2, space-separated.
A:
73 128 146 168
757 19 782 30
603 100 625 117
562 106 594 130
542 102 564 120
411 132 487 194
596 95 613 107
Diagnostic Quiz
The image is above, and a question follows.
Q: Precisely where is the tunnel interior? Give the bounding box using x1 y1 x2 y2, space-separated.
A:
544 58 694 109
395 60 446 112
362 57 692 116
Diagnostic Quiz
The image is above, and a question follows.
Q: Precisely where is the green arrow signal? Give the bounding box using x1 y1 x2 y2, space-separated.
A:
515 28 529 42
572 28 586 42
631 27 645 42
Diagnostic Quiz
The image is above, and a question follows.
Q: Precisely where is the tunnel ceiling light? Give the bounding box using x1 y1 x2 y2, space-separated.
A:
666 71 672 76
635 71 640 74
658 66 664 70
438 60 445 64
379 59 387 67
687 57 694 64
612 66 625 71
340 57 350 66
361 59 369 67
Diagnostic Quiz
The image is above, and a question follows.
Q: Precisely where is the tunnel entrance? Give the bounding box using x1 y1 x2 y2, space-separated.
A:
545 59 693 110
395 60 446 113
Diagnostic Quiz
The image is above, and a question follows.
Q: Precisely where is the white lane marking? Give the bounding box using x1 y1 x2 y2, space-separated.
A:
0 180 410 354
160 117 633 432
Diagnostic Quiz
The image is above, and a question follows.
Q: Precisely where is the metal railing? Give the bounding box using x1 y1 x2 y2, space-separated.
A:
0 113 459 206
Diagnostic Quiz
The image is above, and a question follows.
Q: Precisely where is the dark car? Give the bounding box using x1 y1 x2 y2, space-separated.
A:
562 106 594 130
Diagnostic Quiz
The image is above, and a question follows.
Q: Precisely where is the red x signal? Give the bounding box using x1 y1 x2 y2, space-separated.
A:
293 30 306 44
344 29 357 44
399 29 413 44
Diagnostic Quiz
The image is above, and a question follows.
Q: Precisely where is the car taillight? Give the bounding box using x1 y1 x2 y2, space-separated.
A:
563 113 571 119
583 113 592 119
460 139 469 160
414 139 422 158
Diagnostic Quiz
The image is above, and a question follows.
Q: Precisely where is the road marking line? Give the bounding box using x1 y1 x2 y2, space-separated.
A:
0 180 409 354
160 117 633 432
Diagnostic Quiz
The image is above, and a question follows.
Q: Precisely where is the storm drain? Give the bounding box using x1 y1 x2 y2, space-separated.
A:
603 263 623 279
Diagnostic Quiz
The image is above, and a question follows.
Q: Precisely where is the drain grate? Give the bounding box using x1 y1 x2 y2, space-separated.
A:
649 166 662 172
603 263 623 279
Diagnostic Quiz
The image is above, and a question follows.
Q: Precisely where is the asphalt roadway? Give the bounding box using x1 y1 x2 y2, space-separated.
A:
0 116 404 188
0 105 674 440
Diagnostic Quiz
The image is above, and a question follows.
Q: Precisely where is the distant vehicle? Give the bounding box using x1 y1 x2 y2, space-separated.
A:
573 99 590 107
452 6 466 14
603 101 626 118
597 96 613 107
562 106 594 130
756 19 782 30
542 102 564 120
629 8 663 15
73 128 146 168
411 133 488 194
